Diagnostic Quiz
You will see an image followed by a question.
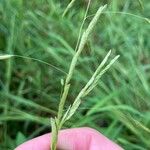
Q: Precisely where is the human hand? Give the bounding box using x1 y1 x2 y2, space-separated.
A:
15 127 123 150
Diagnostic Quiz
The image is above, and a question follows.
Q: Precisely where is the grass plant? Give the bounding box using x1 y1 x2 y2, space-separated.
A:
50 4 121 149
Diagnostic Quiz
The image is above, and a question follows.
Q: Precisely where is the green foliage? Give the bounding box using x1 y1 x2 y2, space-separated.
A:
0 0 150 149
15 132 27 146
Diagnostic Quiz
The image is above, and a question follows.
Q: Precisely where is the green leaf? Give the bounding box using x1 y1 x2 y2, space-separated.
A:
16 132 27 146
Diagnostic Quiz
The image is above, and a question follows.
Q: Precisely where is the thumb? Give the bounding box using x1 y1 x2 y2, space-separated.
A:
15 127 123 150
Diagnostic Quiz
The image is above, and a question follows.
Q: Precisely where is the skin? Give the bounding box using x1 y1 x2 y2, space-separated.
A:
15 127 123 150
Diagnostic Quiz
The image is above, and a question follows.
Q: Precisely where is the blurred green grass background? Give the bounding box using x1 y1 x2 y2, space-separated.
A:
0 0 150 149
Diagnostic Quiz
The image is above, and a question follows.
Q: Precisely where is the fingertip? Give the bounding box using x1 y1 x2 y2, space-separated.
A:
15 133 50 150
15 127 123 150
